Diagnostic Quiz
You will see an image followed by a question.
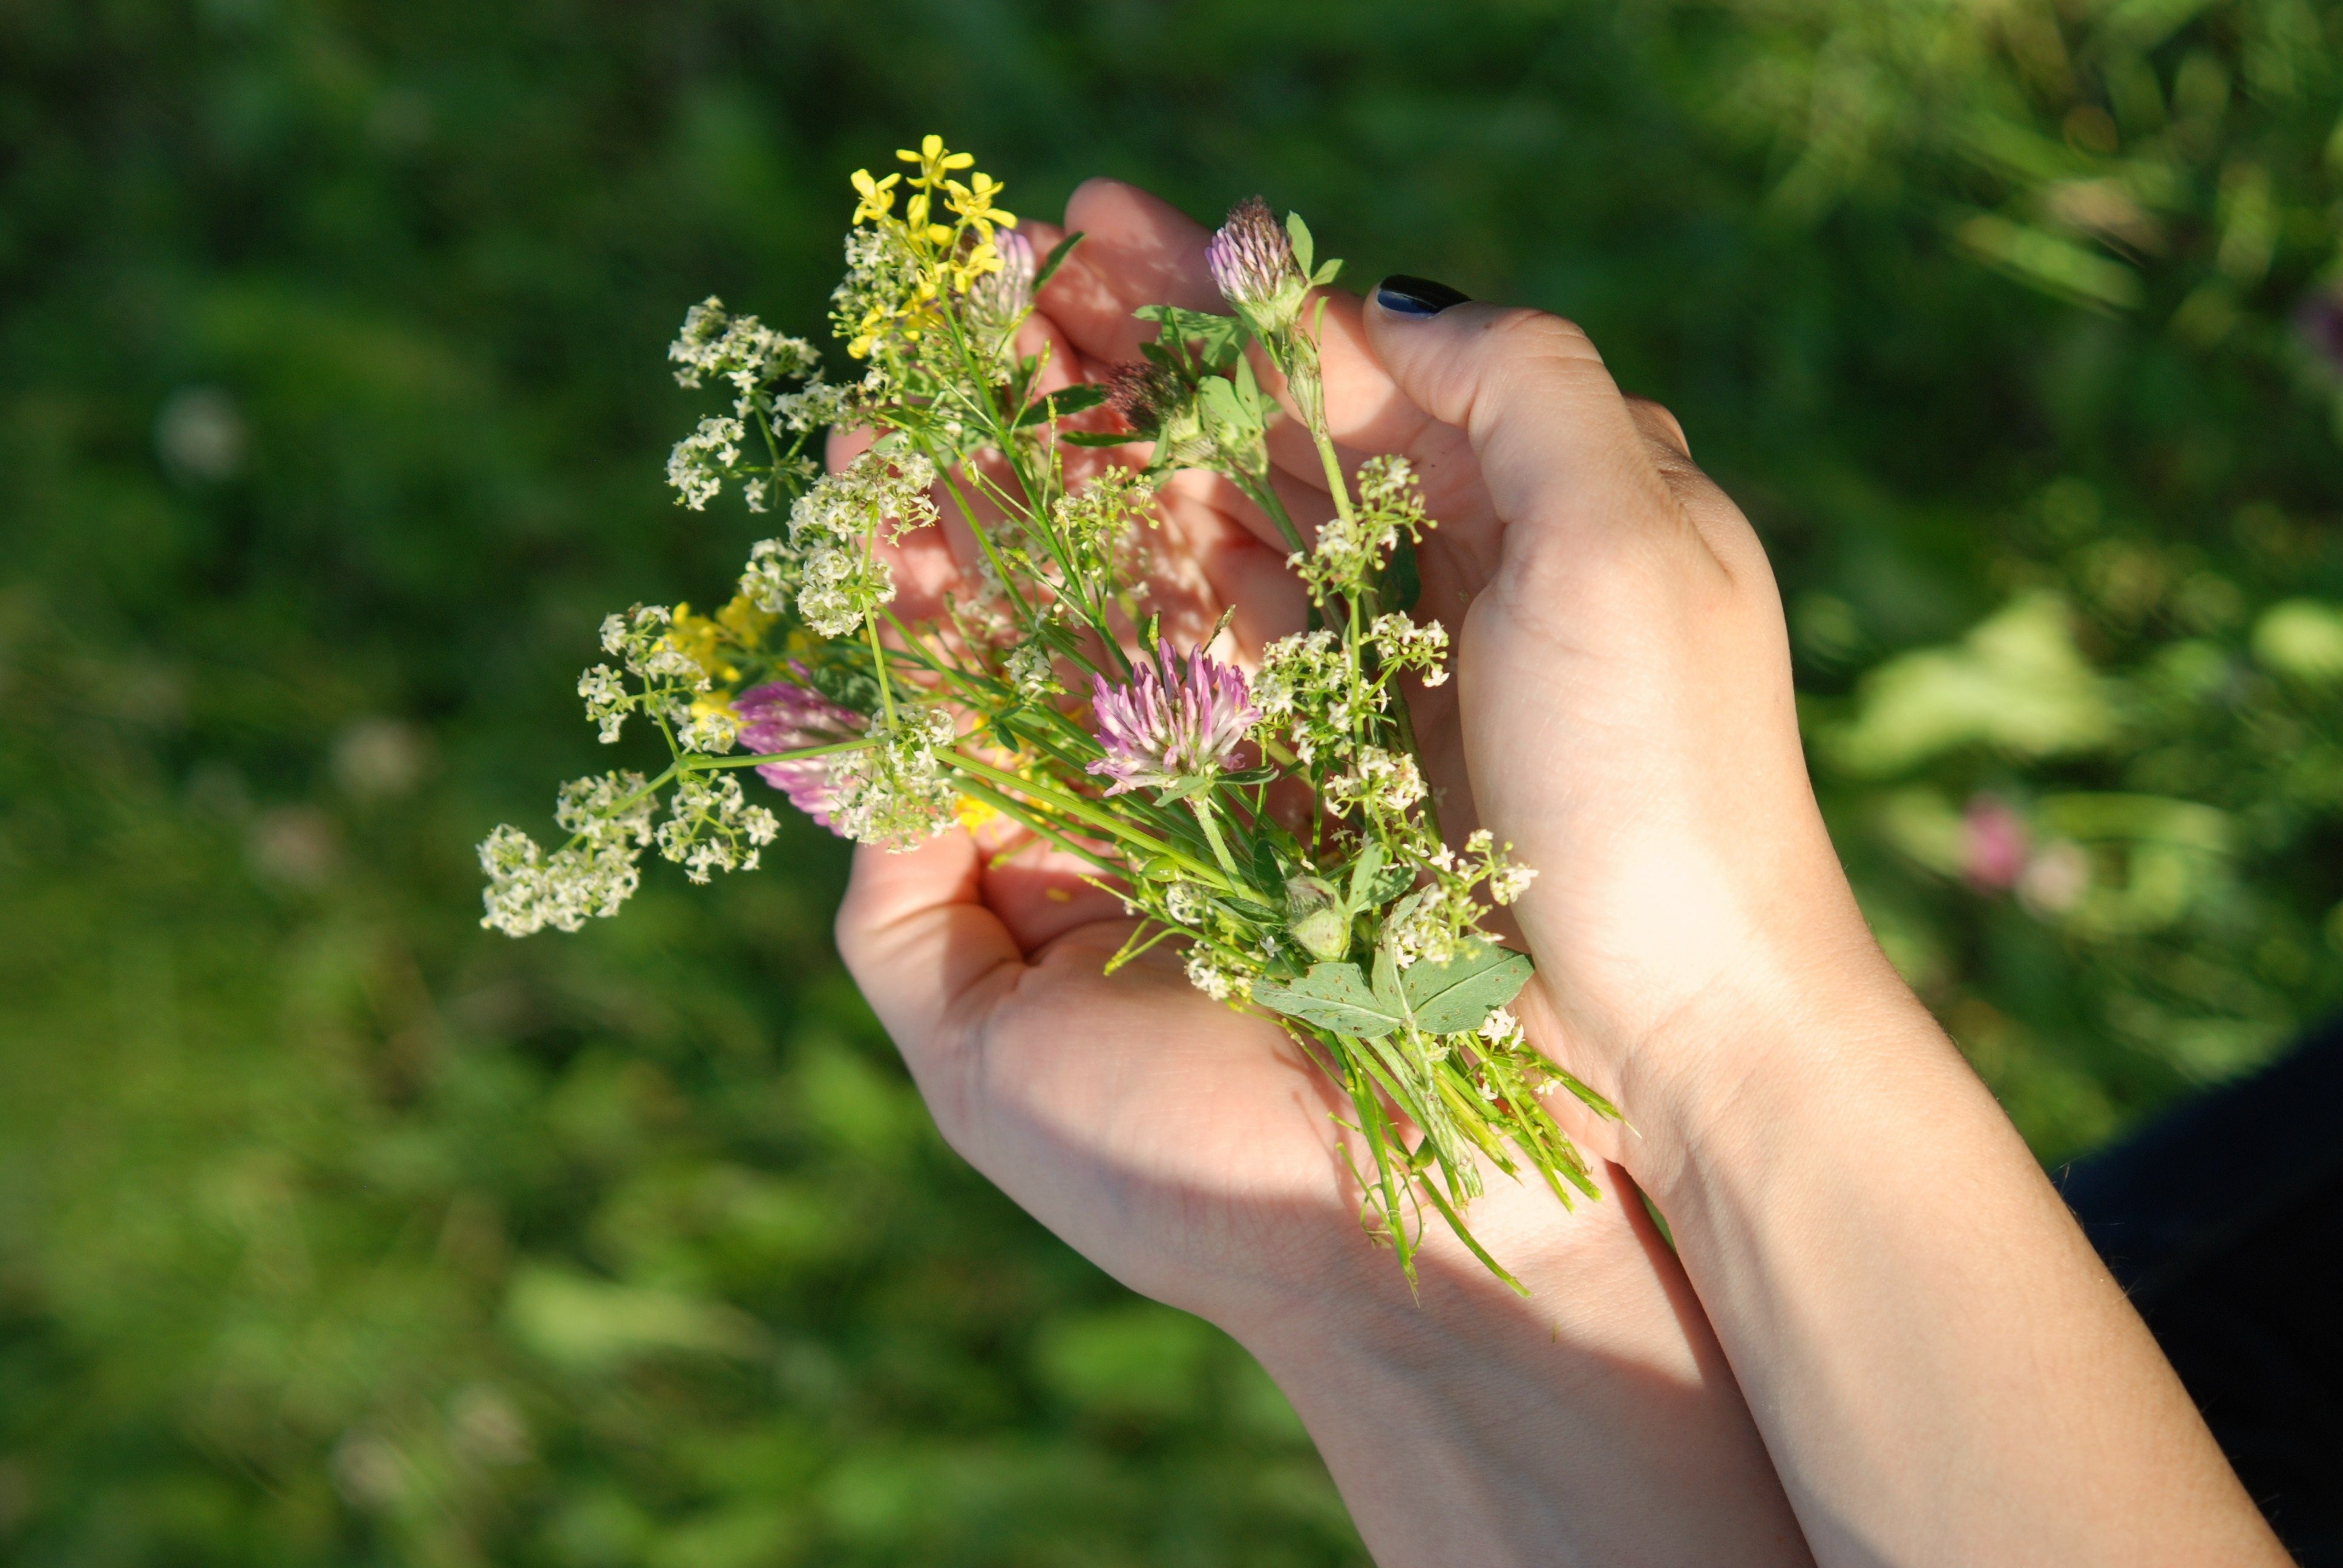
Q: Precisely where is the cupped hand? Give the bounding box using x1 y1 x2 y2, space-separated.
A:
828 189 1647 1326
827 180 1814 1567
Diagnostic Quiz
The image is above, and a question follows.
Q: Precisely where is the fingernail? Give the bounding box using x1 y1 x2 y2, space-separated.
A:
1374 274 1470 318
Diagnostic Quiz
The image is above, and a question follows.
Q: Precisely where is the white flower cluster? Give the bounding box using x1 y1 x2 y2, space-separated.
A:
669 296 819 397
655 771 779 884
1291 454 1433 599
1478 1005 1526 1048
1006 641 1060 701
1456 828 1537 905
1382 881 1470 969
825 707 960 846
1184 946 1248 1002
667 415 746 511
1164 880 1208 926
1369 611 1450 687
1251 629 1366 766
772 380 851 435
579 606 710 745
477 771 657 935
739 450 939 638
675 702 741 756
1322 745 1425 822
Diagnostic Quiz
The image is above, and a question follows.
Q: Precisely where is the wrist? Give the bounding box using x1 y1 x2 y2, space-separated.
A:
1220 1170 1811 1568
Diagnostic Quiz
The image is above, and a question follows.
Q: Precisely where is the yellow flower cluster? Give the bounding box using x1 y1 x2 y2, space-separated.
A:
842 135 1017 359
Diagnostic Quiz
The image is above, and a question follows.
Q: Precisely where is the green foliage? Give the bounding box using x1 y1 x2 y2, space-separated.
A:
5 0 2343 1561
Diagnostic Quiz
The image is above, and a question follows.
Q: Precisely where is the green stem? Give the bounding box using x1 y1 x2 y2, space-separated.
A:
1188 795 1244 881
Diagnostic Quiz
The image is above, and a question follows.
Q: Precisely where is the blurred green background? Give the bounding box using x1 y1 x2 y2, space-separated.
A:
6 1 2343 1562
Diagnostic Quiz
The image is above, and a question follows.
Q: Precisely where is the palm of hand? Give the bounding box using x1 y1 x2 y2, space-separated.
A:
834 177 1785 1317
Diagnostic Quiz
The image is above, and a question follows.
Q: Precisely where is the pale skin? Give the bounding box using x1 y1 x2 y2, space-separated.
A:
833 178 2291 1567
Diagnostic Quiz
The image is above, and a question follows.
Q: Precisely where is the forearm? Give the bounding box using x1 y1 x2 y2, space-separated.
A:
1233 1170 1812 1568
1640 973 2289 1568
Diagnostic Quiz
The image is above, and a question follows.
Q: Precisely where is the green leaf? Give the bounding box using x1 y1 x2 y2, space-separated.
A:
1012 384 1107 429
1285 211 1315 277
1311 258 1343 287
1251 962 1406 1037
1046 382 1108 418
1344 844 1414 912
1061 430 1147 448
1401 941 1534 1034
1371 946 1406 1020
1376 529 1422 612
1033 230 1084 294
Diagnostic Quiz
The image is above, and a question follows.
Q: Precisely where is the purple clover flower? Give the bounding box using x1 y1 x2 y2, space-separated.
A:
1086 642 1258 796
1206 196 1308 335
735 666 864 832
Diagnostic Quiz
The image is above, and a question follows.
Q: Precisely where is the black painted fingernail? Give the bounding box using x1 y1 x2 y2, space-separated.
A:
1375 274 1470 317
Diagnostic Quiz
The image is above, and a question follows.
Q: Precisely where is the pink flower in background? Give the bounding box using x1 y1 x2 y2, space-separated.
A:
1087 643 1257 796
735 667 864 832
1963 795 2030 891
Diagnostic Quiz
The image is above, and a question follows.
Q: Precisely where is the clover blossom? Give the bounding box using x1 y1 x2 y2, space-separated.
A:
963 226 1037 351
1207 195 1309 339
736 671 865 831
1086 642 1258 796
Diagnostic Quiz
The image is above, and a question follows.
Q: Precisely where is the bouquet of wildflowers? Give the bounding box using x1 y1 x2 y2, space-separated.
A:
480 137 1614 1287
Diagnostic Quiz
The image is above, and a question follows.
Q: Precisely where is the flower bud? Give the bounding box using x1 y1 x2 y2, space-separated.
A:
1207 197 1309 339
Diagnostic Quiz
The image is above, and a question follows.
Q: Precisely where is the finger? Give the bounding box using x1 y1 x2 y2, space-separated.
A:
835 833 1022 1140
1360 298 1707 572
1042 178 1222 365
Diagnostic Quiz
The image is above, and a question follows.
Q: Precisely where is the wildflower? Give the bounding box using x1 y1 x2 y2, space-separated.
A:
1250 628 1352 765
1207 196 1309 340
963 226 1036 351
896 134 976 241
667 416 745 510
1323 745 1424 820
578 665 631 743
1294 454 1432 599
675 701 741 756
1087 642 1259 796
773 379 850 435
477 771 658 935
944 169 1015 244
668 296 818 396
735 671 866 831
742 451 939 636
1383 883 1466 969
1369 611 1450 686
1006 641 1061 702
1164 880 1208 926
826 707 961 847
1463 829 1538 904
849 168 900 225
1184 946 1248 1002
1478 1006 1526 1048
656 771 780 884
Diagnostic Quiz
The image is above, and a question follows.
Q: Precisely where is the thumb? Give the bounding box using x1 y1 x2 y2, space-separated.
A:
1360 283 1687 564
834 833 1021 1148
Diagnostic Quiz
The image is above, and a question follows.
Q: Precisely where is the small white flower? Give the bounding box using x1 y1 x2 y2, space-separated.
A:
1183 946 1248 1002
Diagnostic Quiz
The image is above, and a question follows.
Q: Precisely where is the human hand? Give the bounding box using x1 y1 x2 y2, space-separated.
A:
831 181 1812 1567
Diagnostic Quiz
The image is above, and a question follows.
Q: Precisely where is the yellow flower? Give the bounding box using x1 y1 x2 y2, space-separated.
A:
896 134 974 192
849 168 899 224
954 794 1000 832
662 603 741 685
944 171 1015 241
715 591 776 648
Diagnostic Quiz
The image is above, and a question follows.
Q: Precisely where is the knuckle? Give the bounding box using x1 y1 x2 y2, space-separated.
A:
1481 306 1599 365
